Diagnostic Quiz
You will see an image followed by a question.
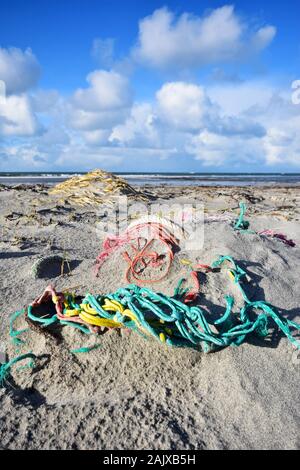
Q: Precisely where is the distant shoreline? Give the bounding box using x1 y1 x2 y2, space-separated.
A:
1 172 300 187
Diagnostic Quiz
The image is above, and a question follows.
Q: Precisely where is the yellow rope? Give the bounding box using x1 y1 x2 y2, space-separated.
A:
62 293 172 339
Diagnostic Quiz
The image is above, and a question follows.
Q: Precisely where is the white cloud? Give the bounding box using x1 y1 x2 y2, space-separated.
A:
0 47 40 94
263 119 300 165
134 6 276 70
0 93 40 136
251 26 276 52
213 115 265 138
156 82 216 131
70 107 129 132
115 80 299 169
186 129 264 166
107 80 267 168
0 143 49 168
109 103 159 146
186 130 230 166
0 47 49 139
53 142 178 170
155 81 265 138
207 81 275 115
72 70 132 111
83 129 111 145
70 70 133 135
31 90 60 113
184 85 300 167
39 125 70 146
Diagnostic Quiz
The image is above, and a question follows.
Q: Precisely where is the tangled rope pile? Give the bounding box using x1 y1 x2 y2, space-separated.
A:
49 169 149 206
95 218 181 284
2 255 300 383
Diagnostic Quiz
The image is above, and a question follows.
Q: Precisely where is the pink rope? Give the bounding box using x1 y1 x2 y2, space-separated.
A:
259 230 296 247
31 285 100 333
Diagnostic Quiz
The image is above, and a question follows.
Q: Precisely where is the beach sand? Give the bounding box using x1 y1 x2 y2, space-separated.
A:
0 183 299 450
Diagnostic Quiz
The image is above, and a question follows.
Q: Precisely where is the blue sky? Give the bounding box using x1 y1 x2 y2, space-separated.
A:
0 0 300 172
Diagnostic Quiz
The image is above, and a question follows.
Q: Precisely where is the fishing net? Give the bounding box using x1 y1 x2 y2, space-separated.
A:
49 169 150 206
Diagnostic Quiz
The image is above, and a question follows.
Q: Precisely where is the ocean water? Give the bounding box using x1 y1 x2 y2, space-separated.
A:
0 172 300 186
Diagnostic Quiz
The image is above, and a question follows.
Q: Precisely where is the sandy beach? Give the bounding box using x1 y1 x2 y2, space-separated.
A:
0 180 299 450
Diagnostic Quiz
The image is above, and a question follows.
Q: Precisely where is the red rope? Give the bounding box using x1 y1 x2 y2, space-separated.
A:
31 285 100 333
184 264 212 304
95 222 179 285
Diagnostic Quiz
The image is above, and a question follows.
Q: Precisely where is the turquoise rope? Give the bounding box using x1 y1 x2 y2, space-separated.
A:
9 309 29 345
0 352 36 384
71 344 102 354
59 320 91 335
27 305 58 326
234 202 250 231
233 202 256 233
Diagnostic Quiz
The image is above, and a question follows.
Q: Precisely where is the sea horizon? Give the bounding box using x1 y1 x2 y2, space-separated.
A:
1 171 300 187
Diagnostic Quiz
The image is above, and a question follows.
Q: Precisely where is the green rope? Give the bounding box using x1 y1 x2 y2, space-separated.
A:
59 320 91 335
9 309 29 345
0 352 36 385
71 344 102 354
27 305 58 326
233 202 255 233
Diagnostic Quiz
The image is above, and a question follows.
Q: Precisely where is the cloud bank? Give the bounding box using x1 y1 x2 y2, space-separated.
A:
0 47 40 94
1 5 299 171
